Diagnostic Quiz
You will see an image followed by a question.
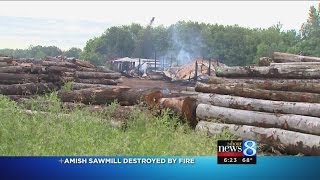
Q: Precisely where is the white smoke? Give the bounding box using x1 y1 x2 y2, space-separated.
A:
165 22 205 66
177 49 192 65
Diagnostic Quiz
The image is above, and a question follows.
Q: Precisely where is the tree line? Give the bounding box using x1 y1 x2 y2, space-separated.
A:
79 4 320 66
1 4 319 66
0 46 82 59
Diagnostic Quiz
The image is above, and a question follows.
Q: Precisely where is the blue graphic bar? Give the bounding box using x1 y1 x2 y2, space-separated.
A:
0 156 319 179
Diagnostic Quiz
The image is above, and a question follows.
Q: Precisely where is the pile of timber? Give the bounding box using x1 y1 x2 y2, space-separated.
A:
195 52 320 155
163 59 226 81
0 55 123 101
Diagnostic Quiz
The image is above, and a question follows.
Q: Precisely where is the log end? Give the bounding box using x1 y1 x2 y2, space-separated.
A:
181 97 198 128
145 91 163 107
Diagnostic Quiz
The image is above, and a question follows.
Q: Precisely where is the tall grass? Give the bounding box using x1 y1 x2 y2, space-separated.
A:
0 94 232 156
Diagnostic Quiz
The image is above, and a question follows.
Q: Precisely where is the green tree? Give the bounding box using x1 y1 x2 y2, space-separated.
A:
63 47 82 58
296 3 320 56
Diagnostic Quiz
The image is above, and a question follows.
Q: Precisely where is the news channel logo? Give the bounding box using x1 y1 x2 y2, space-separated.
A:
217 140 257 164
242 140 257 157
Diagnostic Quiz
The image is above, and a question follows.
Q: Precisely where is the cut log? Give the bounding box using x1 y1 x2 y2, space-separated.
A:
0 56 12 62
195 82 320 103
157 97 198 127
41 60 77 68
70 82 113 90
270 62 320 66
196 104 320 135
0 83 57 95
60 87 191 107
6 95 34 102
76 66 115 73
57 86 131 105
207 76 320 84
75 78 117 85
196 93 320 117
273 52 320 63
71 59 95 68
208 77 320 84
117 88 164 106
0 66 33 73
45 66 75 73
75 71 121 79
0 73 39 84
215 66 320 79
185 87 195 92
241 81 320 94
196 121 320 155
0 57 13 64
207 80 320 94
0 62 9 67
13 64 47 74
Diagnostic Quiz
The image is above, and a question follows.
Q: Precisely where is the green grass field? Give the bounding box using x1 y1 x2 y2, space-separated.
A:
0 94 233 156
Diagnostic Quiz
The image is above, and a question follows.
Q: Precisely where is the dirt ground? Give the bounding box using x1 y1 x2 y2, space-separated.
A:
120 77 195 91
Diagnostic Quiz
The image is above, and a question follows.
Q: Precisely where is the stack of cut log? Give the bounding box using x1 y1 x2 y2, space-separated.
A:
0 55 126 103
0 55 62 99
194 52 320 155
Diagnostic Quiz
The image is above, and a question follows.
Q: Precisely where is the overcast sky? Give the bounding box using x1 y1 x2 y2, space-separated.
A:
0 1 319 50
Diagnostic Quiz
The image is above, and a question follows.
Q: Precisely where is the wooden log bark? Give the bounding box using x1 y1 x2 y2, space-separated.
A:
41 60 77 68
207 80 320 94
45 66 76 73
57 86 131 105
0 72 62 85
207 76 320 84
196 93 320 117
0 66 35 73
196 121 320 155
58 87 163 106
270 62 320 66
0 83 57 95
0 62 10 67
157 97 198 127
0 56 12 62
196 104 320 135
76 66 115 73
0 73 40 84
6 95 34 102
75 71 121 79
70 83 114 90
242 81 320 94
215 66 320 79
273 52 320 63
75 78 117 85
71 59 95 68
195 82 320 103
117 88 163 106
185 87 195 92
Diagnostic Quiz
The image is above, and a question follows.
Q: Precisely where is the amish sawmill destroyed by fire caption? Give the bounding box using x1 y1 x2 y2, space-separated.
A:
1 2 320 156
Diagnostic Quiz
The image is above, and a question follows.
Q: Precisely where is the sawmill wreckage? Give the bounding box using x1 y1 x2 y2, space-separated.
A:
111 56 225 82
110 57 161 77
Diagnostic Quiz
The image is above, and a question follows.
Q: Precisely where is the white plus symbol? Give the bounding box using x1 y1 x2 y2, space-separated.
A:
59 158 64 164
